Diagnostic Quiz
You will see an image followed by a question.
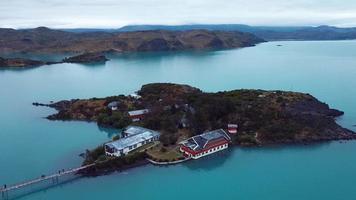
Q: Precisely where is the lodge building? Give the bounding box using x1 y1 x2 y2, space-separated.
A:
105 126 160 157
179 129 231 159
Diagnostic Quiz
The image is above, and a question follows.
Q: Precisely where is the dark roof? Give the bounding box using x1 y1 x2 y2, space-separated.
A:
107 101 119 108
181 129 230 151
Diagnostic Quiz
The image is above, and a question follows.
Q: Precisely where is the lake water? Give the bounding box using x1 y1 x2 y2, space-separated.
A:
0 40 356 200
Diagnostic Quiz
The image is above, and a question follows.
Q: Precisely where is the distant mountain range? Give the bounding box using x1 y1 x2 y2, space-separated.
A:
2 24 356 56
0 27 264 54
63 24 356 41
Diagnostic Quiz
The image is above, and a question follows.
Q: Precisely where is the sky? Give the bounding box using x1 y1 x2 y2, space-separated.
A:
1 0 356 28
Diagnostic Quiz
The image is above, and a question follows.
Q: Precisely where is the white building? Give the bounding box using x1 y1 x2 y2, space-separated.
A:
105 126 160 157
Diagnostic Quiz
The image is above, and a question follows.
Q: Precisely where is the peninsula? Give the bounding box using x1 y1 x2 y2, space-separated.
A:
35 83 356 175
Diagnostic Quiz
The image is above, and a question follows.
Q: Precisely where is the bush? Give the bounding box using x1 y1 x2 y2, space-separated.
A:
97 112 131 129
159 134 178 146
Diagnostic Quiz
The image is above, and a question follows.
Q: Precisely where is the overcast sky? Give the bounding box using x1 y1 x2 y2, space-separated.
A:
1 0 356 28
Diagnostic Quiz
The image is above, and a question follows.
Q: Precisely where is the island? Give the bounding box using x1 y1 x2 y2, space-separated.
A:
62 52 109 64
0 57 46 68
0 52 109 68
34 83 355 176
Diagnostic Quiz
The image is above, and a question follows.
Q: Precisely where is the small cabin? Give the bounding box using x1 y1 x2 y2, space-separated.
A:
107 101 119 111
227 124 238 134
128 109 149 122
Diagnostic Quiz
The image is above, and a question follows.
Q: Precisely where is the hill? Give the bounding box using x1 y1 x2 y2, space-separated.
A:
37 83 355 146
0 27 264 54
117 24 356 41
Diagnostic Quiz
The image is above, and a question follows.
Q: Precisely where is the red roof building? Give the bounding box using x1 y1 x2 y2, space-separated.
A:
128 109 149 122
179 129 231 159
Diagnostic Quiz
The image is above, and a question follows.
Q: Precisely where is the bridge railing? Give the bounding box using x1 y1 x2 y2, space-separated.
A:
0 164 95 200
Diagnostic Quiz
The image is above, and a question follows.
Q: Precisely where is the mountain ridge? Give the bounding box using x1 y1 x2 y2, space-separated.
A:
60 24 356 41
0 28 264 54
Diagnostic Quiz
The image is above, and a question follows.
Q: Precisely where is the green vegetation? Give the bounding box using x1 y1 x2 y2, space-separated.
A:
82 146 147 175
97 112 131 129
48 83 353 148
54 83 355 175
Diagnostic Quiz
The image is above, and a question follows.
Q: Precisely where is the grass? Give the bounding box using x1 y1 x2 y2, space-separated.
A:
146 144 184 161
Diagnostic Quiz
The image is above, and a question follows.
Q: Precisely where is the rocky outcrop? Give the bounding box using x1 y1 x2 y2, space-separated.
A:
63 52 109 63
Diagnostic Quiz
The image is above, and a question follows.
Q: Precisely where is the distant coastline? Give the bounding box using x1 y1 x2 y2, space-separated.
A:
0 28 264 68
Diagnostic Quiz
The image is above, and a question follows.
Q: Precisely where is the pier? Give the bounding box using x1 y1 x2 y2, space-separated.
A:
1 164 95 199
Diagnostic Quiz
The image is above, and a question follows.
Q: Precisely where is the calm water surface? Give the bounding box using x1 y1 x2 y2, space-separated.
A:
0 40 355 200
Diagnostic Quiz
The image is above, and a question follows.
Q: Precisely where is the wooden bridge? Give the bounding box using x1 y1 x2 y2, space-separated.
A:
1 164 95 199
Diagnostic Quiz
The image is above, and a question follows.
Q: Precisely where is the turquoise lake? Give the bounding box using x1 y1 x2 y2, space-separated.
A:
0 40 356 199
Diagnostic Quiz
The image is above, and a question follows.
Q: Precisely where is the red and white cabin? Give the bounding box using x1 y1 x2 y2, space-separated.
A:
128 109 149 122
180 129 231 159
227 124 238 134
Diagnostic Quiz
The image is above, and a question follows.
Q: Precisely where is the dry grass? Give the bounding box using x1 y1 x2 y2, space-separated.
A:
146 143 183 161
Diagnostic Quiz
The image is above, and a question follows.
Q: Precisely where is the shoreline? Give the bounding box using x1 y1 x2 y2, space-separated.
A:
79 138 356 177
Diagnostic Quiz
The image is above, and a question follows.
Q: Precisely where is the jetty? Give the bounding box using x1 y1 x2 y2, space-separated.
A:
1 164 95 199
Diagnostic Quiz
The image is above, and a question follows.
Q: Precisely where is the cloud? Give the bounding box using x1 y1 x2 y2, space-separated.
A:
1 0 356 28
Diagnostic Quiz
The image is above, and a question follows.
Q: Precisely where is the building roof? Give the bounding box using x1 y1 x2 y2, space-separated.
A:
107 101 119 108
106 127 160 151
181 129 231 151
128 109 149 117
123 126 155 137
228 124 238 128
